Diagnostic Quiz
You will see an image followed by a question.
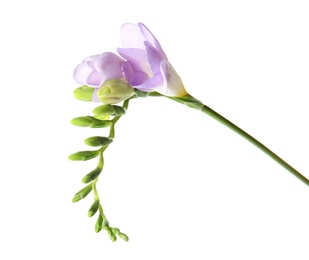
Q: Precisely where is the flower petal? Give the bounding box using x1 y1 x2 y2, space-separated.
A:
144 41 164 76
117 48 152 76
73 55 98 86
86 70 104 86
133 73 163 92
138 23 167 59
121 61 135 83
120 23 146 50
130 71 149 86
158 60 187 97
121 61 149 86
93 52 124 81
92 88 100 102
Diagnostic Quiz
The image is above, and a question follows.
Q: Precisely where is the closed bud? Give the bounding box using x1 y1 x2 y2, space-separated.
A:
92 105 116 120
97 79 135 104
82 167 102 183
74 86 94 102
71 116 112 128
84 136 113 147
88 200 99 217
90 119 112 128
72 184 92 202
102 219 109 228
71 116 93 127
118 232 129 242
107 228 117 242
112 105 126 116
110 228 120 235
95 214 103 233
68 150 100 161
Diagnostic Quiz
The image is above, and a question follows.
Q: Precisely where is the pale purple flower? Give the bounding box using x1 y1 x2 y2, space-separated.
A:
117 23 188 97
73 52 125 102
73 23 187 102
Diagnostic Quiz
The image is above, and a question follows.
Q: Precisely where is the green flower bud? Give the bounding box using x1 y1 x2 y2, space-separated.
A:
74 86 94 102
82 167 102 183
102 219 109 228
110 227 120 234
90 119 112 128
71 116 94 127
71 116 112 128
84 136 113 147
92 105 116 120
97 79 135 104
107 228 117 242
68 150 100 161
95 214 103 233
118 232 129 242
112 105 126 116
88 200 99 217
72 184 92 202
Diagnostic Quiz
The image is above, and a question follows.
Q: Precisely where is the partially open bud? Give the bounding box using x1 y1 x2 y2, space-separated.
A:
97 79 134 104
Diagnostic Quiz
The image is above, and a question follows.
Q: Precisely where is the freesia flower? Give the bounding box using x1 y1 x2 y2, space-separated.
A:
73 52 125 102
117 23 188 97
71 21 309 243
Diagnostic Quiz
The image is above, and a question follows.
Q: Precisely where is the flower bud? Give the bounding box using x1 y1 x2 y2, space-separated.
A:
92 105 115 120
82 167 102 183
69 150 100 161
72 184 93 202
90 119 112 128
107 228 117 242
112 105 126 116
97 79 134 104
88 200 99 217
71 116 112 128
71 116 94 127
95 214 103 233
110 228 120 234
118 232 129 242
74 86 94 102
84 136 113 147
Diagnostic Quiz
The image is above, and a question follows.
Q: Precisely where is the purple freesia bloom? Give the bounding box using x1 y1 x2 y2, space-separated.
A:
73 23 187 102
118 23 187 97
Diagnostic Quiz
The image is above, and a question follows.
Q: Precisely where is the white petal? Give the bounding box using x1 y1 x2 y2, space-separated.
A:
158 60 187 97
120 23 146 50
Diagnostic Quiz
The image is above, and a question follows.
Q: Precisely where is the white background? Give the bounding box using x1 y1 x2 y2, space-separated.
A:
1 0 309 259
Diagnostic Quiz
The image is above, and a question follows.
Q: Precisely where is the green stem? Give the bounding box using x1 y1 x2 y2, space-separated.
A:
92 99 131 232
148 92 309 186
200 103 309 186
109 99 130 139
92 178 99 201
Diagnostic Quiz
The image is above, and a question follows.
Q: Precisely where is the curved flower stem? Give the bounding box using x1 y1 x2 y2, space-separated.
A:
147 92 309 186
